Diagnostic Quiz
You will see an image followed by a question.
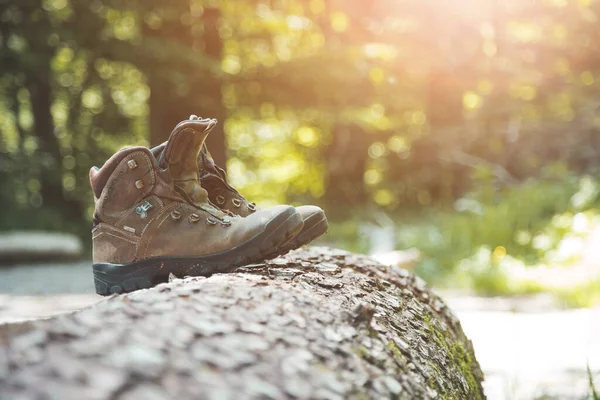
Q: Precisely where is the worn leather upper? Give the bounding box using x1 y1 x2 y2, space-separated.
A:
90 118 290 265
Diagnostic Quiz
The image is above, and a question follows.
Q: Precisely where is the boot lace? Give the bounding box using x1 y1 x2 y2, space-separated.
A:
172 177 235 225
199 145 256 211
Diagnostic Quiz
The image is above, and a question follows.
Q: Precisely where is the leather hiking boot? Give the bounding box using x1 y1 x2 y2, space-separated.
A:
89 118 303 295
152 115 328 258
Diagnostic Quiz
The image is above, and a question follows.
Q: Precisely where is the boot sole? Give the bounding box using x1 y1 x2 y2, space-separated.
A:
92 208 303 296
264 212 329 260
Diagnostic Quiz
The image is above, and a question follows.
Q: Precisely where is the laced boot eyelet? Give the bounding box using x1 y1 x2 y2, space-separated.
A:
216 195 226 205
232 198 242 208
189 213 200 223
171 210 181 220
248 203 256 212
135 201 152 218
135 180 144 189
206 217 218 226
221 219 232 227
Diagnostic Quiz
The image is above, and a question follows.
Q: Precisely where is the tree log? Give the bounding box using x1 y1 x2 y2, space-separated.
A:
0 248 485 400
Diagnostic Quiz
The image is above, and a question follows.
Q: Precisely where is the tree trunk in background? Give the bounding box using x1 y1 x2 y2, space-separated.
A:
412 71 467 201
427 72 464 130
26 60 83 222
0 247 485 400
145 4 227 170
319 1 373 212
144 4 195 147
201 7 227 169
324 124 370 213
148 76 187 147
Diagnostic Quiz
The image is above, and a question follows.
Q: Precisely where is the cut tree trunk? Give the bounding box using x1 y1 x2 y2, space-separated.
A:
0 247 485 400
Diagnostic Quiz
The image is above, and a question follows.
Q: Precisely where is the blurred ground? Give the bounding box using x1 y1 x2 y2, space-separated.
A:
0 260 598 400
0 261 93 296
451 296 600 400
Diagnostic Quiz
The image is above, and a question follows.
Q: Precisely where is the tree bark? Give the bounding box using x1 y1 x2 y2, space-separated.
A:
0 247 485 400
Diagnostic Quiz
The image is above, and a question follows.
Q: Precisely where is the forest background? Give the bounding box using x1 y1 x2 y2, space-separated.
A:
2 0 600 304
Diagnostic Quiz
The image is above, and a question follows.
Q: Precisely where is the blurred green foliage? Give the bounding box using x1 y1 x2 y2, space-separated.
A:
1 0 600 297
405 167 599 276
323 165 600 302
589 363 599 400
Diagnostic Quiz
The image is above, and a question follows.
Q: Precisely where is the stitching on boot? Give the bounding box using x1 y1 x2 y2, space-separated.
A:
93 231 138 245
138 204 177 259
97 151 156 224
165 128 187 163
140 150 156 188
136 202 180 259
92 223 140 241
128 150 156 199
156 205 183 230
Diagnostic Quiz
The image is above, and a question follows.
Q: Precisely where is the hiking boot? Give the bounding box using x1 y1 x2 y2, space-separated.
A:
89 118 303 295
153 115 328 258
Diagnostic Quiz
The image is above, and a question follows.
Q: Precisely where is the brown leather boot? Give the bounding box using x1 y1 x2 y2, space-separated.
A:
90 118 303 295
153 115 328 258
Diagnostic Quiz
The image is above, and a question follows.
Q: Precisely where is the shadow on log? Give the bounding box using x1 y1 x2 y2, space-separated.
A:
0 247 485 400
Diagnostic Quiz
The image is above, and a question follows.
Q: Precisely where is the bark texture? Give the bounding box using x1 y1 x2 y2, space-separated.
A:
0 247 485 400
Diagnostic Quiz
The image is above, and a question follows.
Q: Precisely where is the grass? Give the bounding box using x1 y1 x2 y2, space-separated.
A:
322 172 600 307
589 363 599 400
556 279 600 308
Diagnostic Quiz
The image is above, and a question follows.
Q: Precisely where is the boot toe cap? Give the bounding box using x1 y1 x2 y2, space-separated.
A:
246 205 300 231
295 205 325 222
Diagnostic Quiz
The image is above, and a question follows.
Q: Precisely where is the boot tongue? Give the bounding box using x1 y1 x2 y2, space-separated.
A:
159 116 217 207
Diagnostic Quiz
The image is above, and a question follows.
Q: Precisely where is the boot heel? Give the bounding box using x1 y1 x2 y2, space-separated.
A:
93 275 111 296
93 262 158 296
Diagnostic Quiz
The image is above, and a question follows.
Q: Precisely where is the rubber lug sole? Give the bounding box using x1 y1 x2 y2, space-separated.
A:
93 208 303 296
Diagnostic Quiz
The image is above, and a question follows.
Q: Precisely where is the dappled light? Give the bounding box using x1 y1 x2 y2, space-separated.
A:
1 1 600 397
1 0 600 289
1 0 600 295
